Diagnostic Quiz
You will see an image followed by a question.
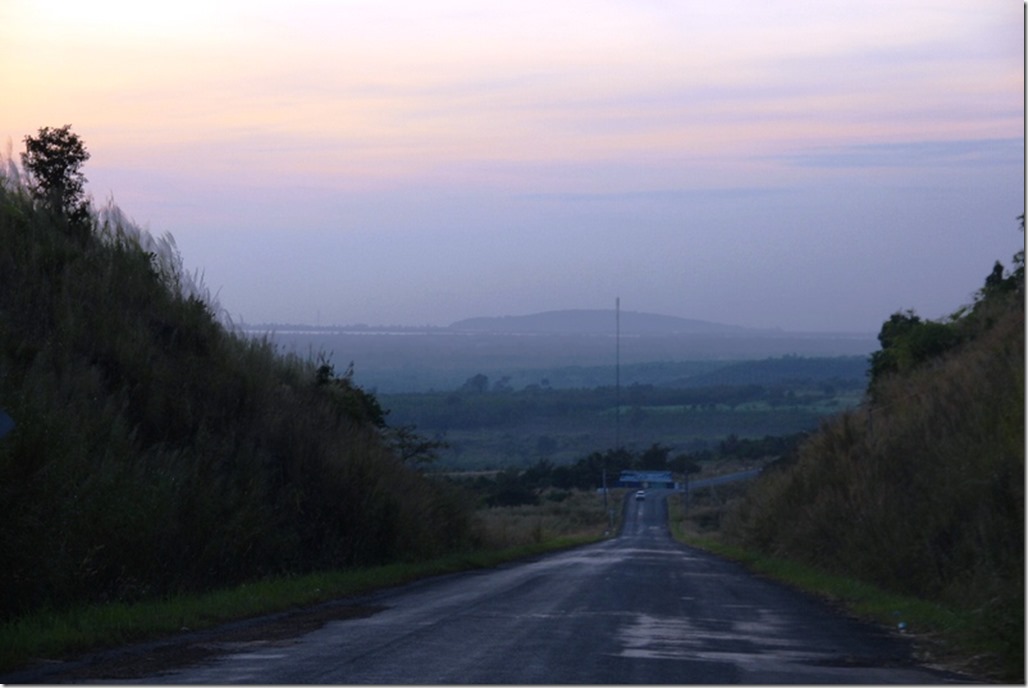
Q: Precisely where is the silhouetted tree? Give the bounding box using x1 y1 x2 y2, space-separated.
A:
637 443 671 470
21 125 91 234
669 453 701 475
315 359 388 428
387 424 447 466
460 373 489 393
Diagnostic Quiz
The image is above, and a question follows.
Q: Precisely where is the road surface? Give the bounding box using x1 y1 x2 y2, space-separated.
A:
24 490 966 684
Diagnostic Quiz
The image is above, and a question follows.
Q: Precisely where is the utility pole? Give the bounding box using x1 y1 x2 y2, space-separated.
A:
615 296 621 451
602 466 611 533
604 297 621 535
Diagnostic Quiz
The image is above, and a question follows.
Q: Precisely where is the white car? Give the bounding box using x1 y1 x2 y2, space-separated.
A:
635 490 646 500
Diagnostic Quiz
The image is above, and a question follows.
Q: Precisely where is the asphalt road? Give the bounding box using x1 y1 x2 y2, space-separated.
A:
48 490 965 684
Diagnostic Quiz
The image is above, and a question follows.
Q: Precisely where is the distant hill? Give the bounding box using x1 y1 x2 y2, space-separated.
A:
449 309 770 335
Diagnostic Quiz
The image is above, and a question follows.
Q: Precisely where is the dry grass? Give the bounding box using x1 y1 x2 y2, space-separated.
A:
473 489 622 549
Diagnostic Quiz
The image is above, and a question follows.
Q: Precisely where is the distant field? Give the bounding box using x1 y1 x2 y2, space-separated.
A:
379 356 868 470
244 328 872 470
422 407 853 470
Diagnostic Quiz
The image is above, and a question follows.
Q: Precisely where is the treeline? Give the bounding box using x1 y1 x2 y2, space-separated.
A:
380 369 857 469
723 225 1025 680
384 378 861 431
461 434 807 507
0 130 473 620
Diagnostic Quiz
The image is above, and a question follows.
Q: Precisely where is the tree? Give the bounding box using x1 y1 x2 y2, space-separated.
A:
21 125 91 231
669 453 701 475
460 373 489 394
386 424 447 466
637 443 671 470
868 310 960 392
314 359 388 428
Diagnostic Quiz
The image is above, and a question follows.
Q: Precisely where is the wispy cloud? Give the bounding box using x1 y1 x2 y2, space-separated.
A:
2 0 1022 331
519 187 791 204
779 138 1024 169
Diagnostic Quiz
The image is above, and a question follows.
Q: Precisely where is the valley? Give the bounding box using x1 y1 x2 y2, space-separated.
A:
249 316 874 470
247 310 877 394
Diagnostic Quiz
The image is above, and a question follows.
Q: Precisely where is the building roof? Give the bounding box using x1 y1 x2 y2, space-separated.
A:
619 470 673 483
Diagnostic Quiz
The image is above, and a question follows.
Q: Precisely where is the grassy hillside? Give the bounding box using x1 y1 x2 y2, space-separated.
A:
720 241 1025 680
0 162 474 620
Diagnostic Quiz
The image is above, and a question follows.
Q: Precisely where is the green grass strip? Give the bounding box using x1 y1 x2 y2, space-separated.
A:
0 535 603 674
669 526 1012 681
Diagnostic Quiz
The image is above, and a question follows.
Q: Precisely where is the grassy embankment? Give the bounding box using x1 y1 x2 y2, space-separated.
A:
0 154 616 673
0 527 611 674
1 491 618 672
668 258 1025 683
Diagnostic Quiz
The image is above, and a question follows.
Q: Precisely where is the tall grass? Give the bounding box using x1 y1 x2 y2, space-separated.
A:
0 164 475 621
721 293 1024 680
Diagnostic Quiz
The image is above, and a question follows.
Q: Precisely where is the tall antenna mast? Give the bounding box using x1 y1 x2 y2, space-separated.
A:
615 296 621 452
602 296 621 534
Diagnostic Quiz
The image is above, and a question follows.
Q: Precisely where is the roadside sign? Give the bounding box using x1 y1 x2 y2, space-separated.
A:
0 410 14 439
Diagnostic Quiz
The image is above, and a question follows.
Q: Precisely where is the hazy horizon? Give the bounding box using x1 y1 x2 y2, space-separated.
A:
239 306 877 334
3 1 1023 333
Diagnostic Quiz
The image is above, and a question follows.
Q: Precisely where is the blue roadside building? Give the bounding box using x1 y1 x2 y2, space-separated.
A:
618 470 677 489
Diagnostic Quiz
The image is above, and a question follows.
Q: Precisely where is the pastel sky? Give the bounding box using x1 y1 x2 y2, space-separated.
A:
3 1 1024 332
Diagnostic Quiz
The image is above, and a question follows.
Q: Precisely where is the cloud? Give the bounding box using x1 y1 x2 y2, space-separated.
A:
779 138 1024 169
5 0 1022 333
518 187 791 205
